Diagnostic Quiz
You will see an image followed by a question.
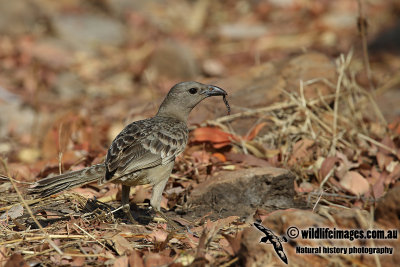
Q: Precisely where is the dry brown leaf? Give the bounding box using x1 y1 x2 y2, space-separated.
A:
221 232 242 256
372 177 385 199
387 164 400 184
335 152 359 180
143 251 173 267
288 139 315 165
376 151 393 171
318 156 339 182
113 255 128 267
245 122 268 140
388 117 400 135
191 127 234 148
112 234 132 256
339 171 369 196
225 152 270 167
148 228 168 243
127 250 144 267
4 254 29 267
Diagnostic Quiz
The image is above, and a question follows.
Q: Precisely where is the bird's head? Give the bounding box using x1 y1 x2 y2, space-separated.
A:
157 81 227 121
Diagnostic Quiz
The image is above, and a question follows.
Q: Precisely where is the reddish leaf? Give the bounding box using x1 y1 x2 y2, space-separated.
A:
212 152 226 162
191 127 235 148
245 122 268 141
318 156 339 182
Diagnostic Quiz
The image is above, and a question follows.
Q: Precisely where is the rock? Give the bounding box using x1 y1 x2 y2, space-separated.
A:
187 167 296 219
52 14 127 51
147 40 199 80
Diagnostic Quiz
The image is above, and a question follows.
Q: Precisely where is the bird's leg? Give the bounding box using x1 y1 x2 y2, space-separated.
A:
150 178 181 230
121 185 136 223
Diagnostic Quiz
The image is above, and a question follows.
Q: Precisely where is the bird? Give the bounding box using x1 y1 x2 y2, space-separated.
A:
30 81 228 225
254 222 288 264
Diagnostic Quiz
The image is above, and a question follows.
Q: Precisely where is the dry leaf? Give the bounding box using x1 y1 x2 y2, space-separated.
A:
0 204 23 220
339 171 369 196
4 254 29 267
335 152 359 179
113 255 128 267
245 122 267 140
127 250 144 267
148 228 168 243
191 127 234 148
288 139 315 165
318 156 339 182
211 152 226 162
112 234 132 256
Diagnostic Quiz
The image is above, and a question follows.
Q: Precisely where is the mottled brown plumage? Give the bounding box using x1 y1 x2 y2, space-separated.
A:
30 81 227 222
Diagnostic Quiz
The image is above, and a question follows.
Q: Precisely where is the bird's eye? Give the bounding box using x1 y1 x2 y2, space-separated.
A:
188 88 197 94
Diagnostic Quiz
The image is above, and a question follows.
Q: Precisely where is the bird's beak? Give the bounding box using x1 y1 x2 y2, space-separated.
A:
201 85 227 97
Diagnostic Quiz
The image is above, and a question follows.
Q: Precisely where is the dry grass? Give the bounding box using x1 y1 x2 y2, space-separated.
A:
0 52 397 266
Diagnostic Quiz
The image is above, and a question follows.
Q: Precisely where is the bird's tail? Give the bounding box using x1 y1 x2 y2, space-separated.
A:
29 164 106 197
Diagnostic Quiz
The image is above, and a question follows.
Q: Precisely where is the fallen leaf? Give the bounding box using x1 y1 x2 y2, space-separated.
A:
113 255 128 267
221 232 242 255
5 254 29 267
191 127 235 148
211 152 226 162
376 151 392 170
288 139 315 165
148 228 168 243
387 164 400 184
0 204 23 220
318 156 339 182
297 181 315 193
339 171 369 196
372 177 385 199
245 122 267 140
335 152 359 179
112 234 132 256
127 250 144 267
143 251 173 267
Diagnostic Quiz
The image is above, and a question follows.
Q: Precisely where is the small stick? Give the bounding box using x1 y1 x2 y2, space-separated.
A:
0 159 63 255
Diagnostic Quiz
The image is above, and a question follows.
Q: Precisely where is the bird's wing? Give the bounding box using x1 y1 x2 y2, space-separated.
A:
102 117 188 183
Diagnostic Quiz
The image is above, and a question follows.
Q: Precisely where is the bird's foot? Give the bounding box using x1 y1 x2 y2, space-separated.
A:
122 203 137 224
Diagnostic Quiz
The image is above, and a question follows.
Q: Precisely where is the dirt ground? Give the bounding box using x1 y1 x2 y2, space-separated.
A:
1 1 400 266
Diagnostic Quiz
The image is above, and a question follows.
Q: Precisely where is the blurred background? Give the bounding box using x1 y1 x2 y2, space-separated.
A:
0 0 399 179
